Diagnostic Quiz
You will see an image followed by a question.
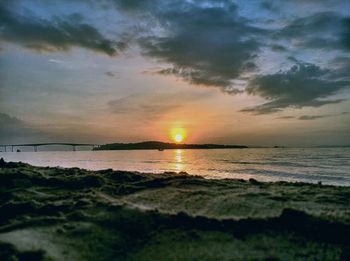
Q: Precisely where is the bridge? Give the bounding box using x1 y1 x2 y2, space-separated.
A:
0 143 99 152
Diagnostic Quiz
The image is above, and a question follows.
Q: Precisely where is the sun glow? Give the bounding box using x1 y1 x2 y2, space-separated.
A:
175 134 183 143
171 128 186 143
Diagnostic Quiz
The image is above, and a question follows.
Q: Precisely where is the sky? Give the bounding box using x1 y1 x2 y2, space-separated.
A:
0 0 350 146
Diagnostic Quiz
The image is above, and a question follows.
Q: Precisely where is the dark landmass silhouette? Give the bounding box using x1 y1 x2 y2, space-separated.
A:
93 141 248 151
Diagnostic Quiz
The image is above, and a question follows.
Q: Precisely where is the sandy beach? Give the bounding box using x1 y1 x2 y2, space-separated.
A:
1 159 350 260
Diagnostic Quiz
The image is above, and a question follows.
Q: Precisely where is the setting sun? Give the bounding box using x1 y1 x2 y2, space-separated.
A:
171 128 186 143
175 134 183 143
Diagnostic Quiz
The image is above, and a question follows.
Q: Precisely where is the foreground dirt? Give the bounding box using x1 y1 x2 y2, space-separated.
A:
1 159 350 260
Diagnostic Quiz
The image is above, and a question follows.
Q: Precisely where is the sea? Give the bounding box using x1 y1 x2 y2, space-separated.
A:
1 148 350 186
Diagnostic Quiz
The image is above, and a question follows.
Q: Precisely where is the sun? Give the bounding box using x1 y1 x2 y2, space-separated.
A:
175 134 183 143
171 128 186 143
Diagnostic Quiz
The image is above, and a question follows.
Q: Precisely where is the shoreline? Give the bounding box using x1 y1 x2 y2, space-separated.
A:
1 160 350 260
0 151 350 187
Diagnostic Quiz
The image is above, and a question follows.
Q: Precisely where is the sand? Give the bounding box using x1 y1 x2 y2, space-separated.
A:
1 159 350 260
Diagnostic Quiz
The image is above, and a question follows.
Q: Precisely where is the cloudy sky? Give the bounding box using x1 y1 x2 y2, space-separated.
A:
0 0 349 146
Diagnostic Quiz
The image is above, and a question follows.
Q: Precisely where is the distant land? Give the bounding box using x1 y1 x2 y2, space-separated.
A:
93 141 248 151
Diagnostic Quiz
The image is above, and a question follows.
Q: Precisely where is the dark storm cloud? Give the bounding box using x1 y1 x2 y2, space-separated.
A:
329 57 350 80
277 112 348 120
243 62 349 114
111 0 350 109
275 12 350 51
156 68 244 94
2 0 350 114
259 1 350 53
260 1 275 11
344 18 350 49
0 4 124 56
109 0 155 11
261 0 347 12
298 115 329 120
136 1 263 92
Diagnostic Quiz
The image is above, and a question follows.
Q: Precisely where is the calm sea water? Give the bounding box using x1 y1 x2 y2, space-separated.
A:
1 148 350 186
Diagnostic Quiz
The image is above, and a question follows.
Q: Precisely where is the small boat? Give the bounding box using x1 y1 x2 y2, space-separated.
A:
158 148 164 151
17 149 21 152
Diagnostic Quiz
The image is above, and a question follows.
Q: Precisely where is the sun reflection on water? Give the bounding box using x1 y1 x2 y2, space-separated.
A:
174 149 184 172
